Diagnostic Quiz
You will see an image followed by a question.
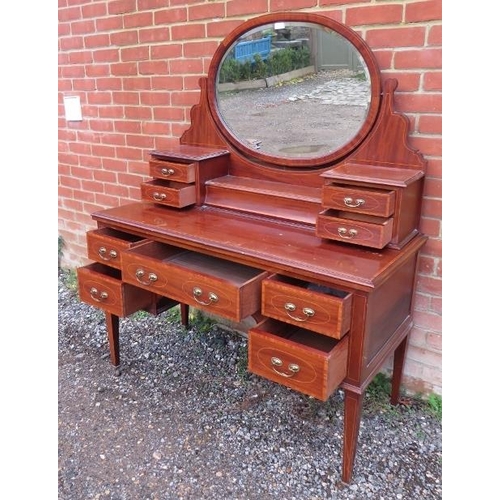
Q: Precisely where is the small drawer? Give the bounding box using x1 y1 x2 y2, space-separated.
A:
322 184 395 217
141 179 196 208
262 275 352 339
86 228 148 269
77 262 154 317
149 158 196 183
121 241 268 321
248 319 349 401
316 209 394 249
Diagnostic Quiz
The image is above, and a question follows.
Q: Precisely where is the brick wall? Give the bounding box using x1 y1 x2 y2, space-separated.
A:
58 0 442 396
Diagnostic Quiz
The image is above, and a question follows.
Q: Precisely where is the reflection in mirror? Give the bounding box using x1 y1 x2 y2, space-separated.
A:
216 22 371 159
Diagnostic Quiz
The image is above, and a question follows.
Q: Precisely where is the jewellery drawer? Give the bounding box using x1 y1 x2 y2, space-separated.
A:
322 184 395 217
248 319 349 401
77 262 155 317
86 228 148 269
316 209 393 249
140 179 196 208
149 158 196 183
262 275 352 339
121 241 268 321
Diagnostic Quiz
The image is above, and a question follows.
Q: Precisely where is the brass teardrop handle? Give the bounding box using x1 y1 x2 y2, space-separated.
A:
284 302 315 322
343 197 365 208
270 356 300 378
161 168 175 176
192 287 219 305
338 227 358 239
152 192 167 201
98 246 117 261
135 268 158 285
89 287 108 302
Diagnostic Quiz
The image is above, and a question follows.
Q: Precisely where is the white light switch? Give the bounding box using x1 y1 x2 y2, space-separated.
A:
63 95 82 121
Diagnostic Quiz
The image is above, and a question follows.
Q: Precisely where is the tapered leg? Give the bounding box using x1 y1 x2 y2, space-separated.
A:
391 335 408 405
105 312 120 367
342 389 364 483
180 303 189 326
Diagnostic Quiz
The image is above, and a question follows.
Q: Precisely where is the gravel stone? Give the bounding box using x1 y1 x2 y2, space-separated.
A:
58 270 442 499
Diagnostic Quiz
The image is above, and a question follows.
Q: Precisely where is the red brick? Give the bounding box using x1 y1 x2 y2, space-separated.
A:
58 6 81 22
189 3 225 20
418 114 442 135
108 0 136 15
123 77 152 91
184 41 219 58
93 49 120 63
139 60 169 75
112 91 140 105
151 44 183 60
84 34 110 48
110 30 139 46
97 17 123 31
92 144 116 158
60 36 84 50
270 0 316 10
347 5 403 26
169 59 204 74
141 91 170 106
85 64 110 77
126 133 155 148
154 107 185 122
228 0 269 16
99 105 125 119
124 11 153 29
320 0 363 5
405 0 442 23
394 48 442 70
366 27 425 48
416 275 442 297
381 72 420 92
154 7 188 25
121 46 150 62
82 2 107 18
171 24 206 40
428 25 442 46
207 20 242 38
423 71 442 91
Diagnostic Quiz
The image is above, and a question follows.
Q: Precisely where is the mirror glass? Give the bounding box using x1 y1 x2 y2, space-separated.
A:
215 22 372 161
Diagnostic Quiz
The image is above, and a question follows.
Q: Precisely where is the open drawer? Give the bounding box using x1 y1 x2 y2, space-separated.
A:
248 319 349 401
86 227 148 269
262 275 352 339
77 262 155 317
121 241 268 321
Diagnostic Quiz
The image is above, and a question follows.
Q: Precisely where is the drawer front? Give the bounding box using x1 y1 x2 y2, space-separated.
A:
141 180 196 208
149 159 196 183
77 263 154 317
121 242 267 321
322 184 395 217
248 319 349 401
316 210 393 249
262 276 352 339
86 228 147 269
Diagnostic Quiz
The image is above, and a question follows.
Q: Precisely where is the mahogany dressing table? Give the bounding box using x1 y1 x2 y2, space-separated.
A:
77 13 427 483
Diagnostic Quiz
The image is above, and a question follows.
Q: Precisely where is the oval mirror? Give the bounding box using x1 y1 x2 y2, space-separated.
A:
207 13 381 168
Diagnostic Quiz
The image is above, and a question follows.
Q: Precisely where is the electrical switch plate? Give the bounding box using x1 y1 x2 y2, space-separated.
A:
63 95 82 121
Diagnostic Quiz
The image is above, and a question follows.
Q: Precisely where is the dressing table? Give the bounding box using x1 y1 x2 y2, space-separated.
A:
77 12 427 483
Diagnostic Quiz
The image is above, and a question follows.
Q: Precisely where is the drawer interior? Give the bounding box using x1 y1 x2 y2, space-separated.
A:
81 262 122 279
169 252 266 283
90 227 145 244
267 274 349 299
255 318 340 353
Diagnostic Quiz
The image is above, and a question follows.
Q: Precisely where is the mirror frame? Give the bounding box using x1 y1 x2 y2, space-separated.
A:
207 12 382 168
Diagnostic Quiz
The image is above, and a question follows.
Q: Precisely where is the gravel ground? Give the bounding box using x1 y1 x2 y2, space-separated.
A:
58 269 442 499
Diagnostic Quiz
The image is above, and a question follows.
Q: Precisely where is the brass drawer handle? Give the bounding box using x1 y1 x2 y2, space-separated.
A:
343 197 365 208
192 287 219 305
161 168 175 176
89 287 108 302
284 302 315 322
135 268 158 285
98 246 117 261
270 356 300 378
338 227 358 239
152 192 167 201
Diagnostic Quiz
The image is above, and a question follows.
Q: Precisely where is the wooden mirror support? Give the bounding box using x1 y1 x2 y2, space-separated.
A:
77 12 427 484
